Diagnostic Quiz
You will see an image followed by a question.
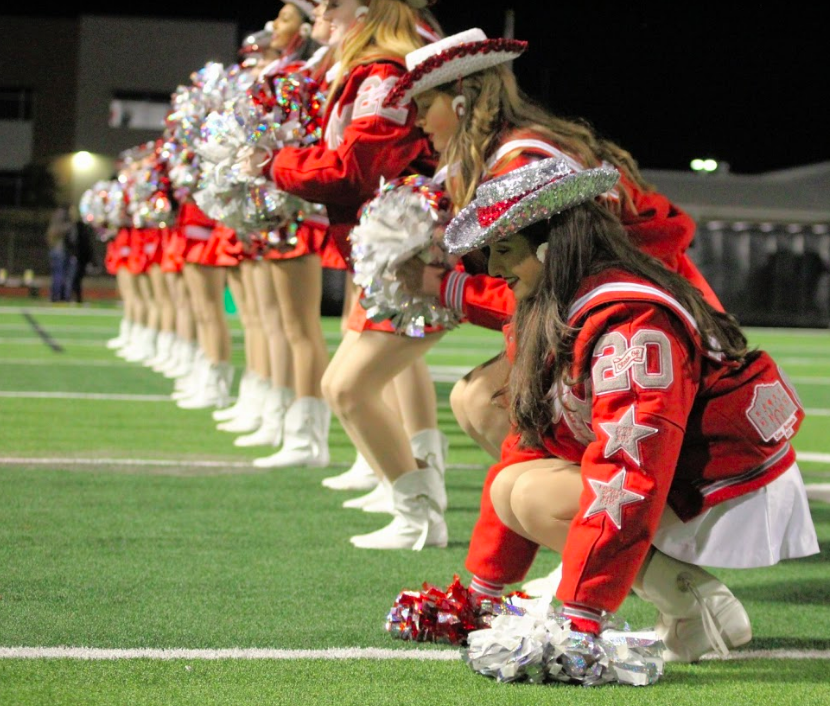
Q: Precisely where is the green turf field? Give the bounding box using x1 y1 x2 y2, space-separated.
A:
1 299 828 705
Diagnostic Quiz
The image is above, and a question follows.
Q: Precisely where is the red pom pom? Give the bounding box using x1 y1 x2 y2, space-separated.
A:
385 575 530 646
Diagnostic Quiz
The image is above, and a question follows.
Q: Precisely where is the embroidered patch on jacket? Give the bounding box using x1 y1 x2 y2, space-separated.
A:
583 469 645 530
352 76 409 125
592 329 674 396
746 381 799 442
598 405 658 466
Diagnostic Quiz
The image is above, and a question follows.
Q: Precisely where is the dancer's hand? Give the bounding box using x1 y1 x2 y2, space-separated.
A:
240 146 271 179
394 256 447 298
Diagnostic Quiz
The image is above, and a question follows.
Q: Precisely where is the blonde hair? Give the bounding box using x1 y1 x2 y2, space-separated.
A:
328 0 423 101
438 65 652 210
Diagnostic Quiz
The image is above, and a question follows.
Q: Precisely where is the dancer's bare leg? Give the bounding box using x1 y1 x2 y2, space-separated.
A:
322 329 443 482
119 270 144 327
489 457 582 553
148 264 175 333
168 271 195 344
450 353 511 459
392 356 438 437
254 260 292 389
184 264 230 364
136 273 157 330
228 261 269 379
270 255 328 398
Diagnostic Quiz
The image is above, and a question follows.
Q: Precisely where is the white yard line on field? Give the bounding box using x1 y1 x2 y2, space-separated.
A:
0 646 828 661
0 307 122 316
805 483 830 502
0 456 486 471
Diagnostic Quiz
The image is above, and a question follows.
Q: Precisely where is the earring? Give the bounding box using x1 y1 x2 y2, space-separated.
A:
451 95 466 118
354 5 369 19
299 22 312 37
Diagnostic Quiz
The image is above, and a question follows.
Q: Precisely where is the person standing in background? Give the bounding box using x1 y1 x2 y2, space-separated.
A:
65 204 96 304
46 205 71 302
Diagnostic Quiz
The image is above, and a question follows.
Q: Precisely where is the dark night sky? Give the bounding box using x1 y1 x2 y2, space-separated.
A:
10 3 828 175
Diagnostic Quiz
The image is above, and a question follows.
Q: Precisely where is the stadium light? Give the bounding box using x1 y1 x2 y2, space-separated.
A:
691 158 719 173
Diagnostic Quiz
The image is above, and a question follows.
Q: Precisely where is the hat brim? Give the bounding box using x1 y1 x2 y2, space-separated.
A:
443 166 621 255
384 40 527 108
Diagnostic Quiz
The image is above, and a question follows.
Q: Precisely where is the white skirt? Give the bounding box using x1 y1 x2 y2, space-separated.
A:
652 463 820 568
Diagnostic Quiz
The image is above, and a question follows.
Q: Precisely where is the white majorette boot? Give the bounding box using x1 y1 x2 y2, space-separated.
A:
123 326 157 363
107 318 131 349
215 371 269 429
252 396 330 468
350 467 448 550
163 339 198 379
409 428 449 511
115 322 144 358
153 335 181 374
171 350 208 400
633 549 752 662
233 386 294 447
321 451 379 491
521 561 563 597
213 370 252 422
342 482 392 514
145 330 174 369
177 361 234 410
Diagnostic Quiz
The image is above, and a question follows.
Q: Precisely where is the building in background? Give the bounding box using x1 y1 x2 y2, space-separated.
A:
1 14 828 325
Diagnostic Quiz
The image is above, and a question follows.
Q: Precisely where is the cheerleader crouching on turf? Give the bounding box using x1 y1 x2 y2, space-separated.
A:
442 158 818 671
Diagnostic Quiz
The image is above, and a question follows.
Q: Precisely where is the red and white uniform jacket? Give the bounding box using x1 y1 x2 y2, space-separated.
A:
467 269 803 618
441 130 721 331
265 58 437 266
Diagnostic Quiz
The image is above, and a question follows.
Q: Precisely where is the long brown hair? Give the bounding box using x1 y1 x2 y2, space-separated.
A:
433 65 651 210
508 202 750 449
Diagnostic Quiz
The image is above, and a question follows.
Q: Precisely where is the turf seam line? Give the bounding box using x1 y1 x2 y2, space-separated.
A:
21 311 63 353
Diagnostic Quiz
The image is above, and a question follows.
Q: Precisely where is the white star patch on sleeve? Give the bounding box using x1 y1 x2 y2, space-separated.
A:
598 404 658 466
584 469 645 530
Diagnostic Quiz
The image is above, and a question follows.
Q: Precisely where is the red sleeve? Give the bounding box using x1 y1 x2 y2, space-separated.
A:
556 303 701 613
267 62 434 209
439 268 516 331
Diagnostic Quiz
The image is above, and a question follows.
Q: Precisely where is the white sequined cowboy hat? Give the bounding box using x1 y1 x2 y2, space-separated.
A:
384 28 527 108
443 158 621 255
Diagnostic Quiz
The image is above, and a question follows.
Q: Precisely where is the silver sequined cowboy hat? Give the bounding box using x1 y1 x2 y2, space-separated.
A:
442 158 620 255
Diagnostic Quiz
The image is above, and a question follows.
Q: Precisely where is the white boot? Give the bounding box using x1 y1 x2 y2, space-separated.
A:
252 397 330 468
322 451 379 491
145 330 174 369
107 318 131 349
115 323 145 358
214 370 255 422
634 549 752 662
233 386 294 446
410 429 449 511
163 339 198 379
123 326 157 363
521 561 563 597
350 468 448 550
177 361 234 410
171 351 208 400
342 481 392 514
154 336 183 374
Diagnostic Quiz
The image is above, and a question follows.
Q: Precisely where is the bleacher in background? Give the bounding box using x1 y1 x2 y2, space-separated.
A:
691 221 830 328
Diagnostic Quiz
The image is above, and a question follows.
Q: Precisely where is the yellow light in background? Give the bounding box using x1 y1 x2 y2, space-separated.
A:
72 151 95 171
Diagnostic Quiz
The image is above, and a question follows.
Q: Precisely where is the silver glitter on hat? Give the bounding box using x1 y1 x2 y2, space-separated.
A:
443 158 620 255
